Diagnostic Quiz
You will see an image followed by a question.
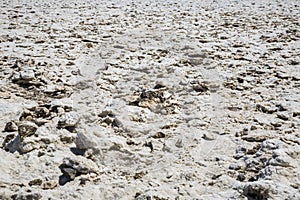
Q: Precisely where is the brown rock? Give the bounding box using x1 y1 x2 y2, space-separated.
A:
28 178 43 186
4 121 18 132
18 121 38 138
42 180 58 190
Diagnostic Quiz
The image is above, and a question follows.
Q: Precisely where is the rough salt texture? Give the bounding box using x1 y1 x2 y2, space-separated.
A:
0 0 299 199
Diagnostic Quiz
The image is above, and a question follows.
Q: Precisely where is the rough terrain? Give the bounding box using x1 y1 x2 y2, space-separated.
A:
0 0 299 199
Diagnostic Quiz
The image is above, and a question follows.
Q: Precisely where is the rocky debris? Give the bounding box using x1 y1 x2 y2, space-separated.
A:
19 108 50 126
4 102 72 130
11 192 42 200
230 135 300 184
2 121 39 153
4 58 74 101
191 81 209 93
4 134 37 154
0 0 299 199
256 103 278 114
241 131 272 142
57 111 79 132
42 180 58 190
129 88 179 114
242 182 270 200
28 178 43 186
17 121 38 139
59 156 100 185
4 121 18 132
1 102 76 153
98 110 123 128
11 67 42 87
1 133 16 148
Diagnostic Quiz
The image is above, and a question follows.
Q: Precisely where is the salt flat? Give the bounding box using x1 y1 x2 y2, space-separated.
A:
0 0 299 199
